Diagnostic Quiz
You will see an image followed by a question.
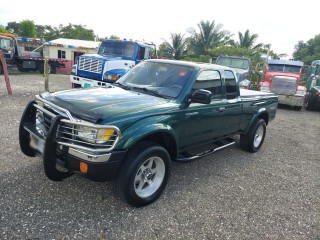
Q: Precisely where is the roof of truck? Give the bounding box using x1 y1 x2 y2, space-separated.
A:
147 59 233 71
268 59 304 66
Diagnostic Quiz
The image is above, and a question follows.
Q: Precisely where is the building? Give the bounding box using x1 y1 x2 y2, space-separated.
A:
43 38 101 74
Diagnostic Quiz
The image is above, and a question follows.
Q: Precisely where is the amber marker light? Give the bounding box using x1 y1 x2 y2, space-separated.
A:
80 162 88 174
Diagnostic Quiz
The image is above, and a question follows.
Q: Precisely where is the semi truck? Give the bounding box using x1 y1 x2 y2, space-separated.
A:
305 60 320 110
0 33 67 74
259 59 306 110
70 39 157 88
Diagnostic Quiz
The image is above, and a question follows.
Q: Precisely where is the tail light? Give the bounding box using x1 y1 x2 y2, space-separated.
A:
316 91 319 96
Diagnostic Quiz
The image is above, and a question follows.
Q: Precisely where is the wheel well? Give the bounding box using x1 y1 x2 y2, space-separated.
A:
139 132 177 161
258 112 269 125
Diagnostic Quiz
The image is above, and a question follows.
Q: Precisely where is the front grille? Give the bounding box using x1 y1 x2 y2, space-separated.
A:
271 76 298 96
78 57 103 73
33 96 120 153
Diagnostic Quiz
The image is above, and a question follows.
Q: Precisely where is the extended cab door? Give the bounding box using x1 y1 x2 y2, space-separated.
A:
179 69 242 149
221 70 243 134
179 70 227 148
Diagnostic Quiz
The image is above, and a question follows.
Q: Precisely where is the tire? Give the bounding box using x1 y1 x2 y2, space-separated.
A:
240 119 266 153
0 62 3 74
38 63 56 74
116 141 171 207
293 106 302 111
305 94 316 111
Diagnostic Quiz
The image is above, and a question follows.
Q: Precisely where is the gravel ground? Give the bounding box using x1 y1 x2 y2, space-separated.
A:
0 73 320 240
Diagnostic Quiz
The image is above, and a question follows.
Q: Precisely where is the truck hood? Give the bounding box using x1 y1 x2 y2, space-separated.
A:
83 53 132 62
41 86 170 123
265 72 301 82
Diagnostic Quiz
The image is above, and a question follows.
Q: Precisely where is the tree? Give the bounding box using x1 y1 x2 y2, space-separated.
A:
237 29 263 49
19 20 37 37
159 33 188 59
188 20 231 55
5 21 20 34
59 24 95 41
109 35 120 40
35 25 60 41
293 35 320 65
0 25 11 33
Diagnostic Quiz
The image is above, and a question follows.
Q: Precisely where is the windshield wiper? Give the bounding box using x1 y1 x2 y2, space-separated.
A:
132 87 167 98
113 82 130 90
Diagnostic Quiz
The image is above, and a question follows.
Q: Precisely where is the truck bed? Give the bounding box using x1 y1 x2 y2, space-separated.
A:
240 89 277 98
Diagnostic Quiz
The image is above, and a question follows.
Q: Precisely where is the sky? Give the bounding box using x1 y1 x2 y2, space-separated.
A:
1 0 318 58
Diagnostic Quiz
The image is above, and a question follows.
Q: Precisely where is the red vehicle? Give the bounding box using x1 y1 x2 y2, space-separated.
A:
259 59 305 110
261 59 304 84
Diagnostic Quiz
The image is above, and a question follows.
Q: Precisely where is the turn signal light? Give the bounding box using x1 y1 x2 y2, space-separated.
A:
80 162 88 174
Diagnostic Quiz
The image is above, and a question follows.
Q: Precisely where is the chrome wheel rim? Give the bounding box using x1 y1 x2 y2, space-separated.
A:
134 156 165 198
254 125 264 148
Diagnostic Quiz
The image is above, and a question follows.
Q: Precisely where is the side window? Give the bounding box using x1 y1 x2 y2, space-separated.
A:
224 70 237 99
144 48 150 59
193 70 222 100
58 50 66 59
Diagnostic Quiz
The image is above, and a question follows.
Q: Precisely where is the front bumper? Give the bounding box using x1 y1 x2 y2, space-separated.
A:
70 75 114 88
19 100 126 182
277 94 305 107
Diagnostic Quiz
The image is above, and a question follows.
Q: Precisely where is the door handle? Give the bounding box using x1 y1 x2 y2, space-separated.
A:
219 107 226 112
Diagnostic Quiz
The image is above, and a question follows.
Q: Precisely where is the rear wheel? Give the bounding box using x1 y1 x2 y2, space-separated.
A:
240 119 266 153
116 141 171 207
39 63 56 74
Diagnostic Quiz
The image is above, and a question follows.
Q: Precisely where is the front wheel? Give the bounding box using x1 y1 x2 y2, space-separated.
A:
240 119 266 153
116 141 171 207
305 94 316 111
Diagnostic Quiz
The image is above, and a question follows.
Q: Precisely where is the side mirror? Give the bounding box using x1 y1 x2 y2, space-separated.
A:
190 89 212 104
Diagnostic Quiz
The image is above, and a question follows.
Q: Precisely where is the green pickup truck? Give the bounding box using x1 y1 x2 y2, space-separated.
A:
19 59 278 207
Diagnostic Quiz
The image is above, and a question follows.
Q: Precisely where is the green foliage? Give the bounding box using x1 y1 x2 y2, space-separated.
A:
19 20 37 37
0 25 11 33
5 21 20 34
159 33 188 59
188 20 231 55
293 35 320 65
109 35 120 40
59 24 95 41
237 29 263 49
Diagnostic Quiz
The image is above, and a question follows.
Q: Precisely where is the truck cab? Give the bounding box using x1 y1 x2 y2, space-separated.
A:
305 60 320 110
0 33 19 69
259 59 305 110
70 39 156 88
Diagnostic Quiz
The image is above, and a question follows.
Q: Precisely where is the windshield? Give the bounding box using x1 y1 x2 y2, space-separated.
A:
98 41 135 58
0 38 12 51
268 64 301 73
216 57 249 70
117 61 194 98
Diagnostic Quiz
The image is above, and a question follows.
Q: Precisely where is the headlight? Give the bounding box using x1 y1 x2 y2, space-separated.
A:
71 65 76 75
77 126 115 144
103 73 123 81
103 74 118 81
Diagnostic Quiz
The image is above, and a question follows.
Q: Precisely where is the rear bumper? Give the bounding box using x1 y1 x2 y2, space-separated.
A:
278 95 305 107
19 101 126 182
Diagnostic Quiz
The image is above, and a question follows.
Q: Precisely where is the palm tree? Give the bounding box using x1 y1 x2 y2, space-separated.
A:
189 20 231 55
160 33 188 60
238 29 263 49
